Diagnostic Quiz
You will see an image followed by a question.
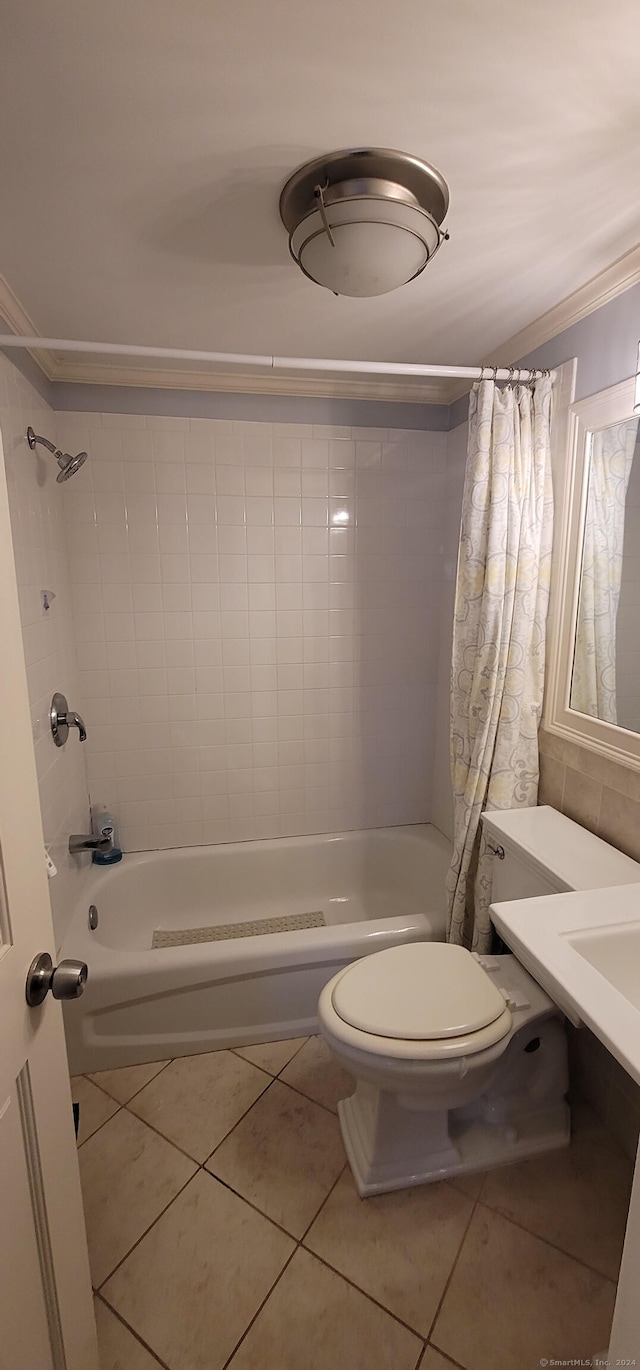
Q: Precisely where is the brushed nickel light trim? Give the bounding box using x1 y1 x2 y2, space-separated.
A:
279 148 450 297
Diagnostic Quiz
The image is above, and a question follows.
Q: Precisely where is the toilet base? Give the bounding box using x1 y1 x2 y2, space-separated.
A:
339 1083 571 1197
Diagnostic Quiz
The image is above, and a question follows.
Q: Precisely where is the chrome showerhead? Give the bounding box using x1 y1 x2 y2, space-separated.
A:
26 426 88 483
56 449 87 482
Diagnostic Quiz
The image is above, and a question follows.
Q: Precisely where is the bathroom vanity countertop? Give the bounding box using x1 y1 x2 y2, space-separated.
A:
491 881 640 1088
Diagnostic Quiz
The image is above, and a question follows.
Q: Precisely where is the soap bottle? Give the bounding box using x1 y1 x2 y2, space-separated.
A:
91 808 123 865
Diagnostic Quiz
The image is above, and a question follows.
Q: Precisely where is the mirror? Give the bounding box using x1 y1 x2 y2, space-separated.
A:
544 371 640 773
570 416 640 730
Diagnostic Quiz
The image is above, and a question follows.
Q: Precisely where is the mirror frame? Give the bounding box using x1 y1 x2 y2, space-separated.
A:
544 373 640 770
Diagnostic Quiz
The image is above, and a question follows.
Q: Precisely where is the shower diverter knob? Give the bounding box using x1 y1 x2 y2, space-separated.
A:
50 692 87 745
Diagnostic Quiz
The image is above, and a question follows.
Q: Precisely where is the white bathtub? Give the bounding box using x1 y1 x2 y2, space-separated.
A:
61 824 451 1074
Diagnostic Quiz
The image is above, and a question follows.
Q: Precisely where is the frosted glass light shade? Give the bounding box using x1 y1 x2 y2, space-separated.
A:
280 149 449 298
290 198 440 298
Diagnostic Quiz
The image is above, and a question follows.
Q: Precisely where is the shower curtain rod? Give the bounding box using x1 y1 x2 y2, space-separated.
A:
0 335 556 383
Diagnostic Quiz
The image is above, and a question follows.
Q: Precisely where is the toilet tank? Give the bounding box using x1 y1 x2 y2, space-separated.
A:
481 805 640 904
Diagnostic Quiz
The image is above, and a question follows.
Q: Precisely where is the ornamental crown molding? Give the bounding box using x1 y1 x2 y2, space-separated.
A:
2 239 640 405
445 242 640 403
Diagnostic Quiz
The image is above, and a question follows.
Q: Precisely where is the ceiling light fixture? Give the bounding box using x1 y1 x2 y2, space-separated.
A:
279 147 449 298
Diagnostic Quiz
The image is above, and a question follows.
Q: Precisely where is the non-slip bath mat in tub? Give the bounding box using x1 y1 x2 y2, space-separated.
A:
151 910 326 948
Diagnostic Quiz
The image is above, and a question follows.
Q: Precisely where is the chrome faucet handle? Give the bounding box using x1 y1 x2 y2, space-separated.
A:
50 692 87 745
66 710 87 741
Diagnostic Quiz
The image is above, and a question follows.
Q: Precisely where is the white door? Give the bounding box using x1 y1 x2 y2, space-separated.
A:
0 437 98 1370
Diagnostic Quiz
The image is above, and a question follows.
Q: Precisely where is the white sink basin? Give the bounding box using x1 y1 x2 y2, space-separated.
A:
490 882 640 1087
568 923 640 1012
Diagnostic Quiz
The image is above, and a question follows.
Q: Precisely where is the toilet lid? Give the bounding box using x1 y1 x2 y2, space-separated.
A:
331 943 508 1041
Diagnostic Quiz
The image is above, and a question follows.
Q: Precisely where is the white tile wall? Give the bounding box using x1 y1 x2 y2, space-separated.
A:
58 411 449 851
0 355 91 946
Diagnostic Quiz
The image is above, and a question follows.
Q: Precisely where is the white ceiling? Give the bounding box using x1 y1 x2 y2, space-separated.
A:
1 0 640 386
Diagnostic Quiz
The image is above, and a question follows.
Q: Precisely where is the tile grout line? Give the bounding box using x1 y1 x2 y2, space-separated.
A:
229 1033 310 1075
83 1070 348 1308
85 1067 477 1354
96 1136 305 1290
74 1059 175 1148
97 1170 198 1294
77 1060 628 1293
201 1074 343 1171
93 1145 623 1368
219 1246 300 1370
472 1195 620 1287
231 1034 348 1117
197 1165 309 1246
219 1158 425 1370
76 1105 122 1150
88 1049 627 1351
84 1044 338 1175
82 1034 338 1139
200 1074 333 1161
201 1074 278 1166
275 1035 313 1071
424 1185 483 1348
298 1161 348 1244
419 1343 467 1370
78 1048 626 1366
94 1292 170 1370
128 1071 274 1168
119 1104 214 1166
276 1073 346 1118
81 1055 173 1106
301 1244 429 1347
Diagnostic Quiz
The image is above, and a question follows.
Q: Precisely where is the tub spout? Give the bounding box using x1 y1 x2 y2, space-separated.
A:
69 833 112 855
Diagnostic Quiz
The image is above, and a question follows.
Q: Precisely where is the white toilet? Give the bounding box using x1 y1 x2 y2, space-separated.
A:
319 805 640 1196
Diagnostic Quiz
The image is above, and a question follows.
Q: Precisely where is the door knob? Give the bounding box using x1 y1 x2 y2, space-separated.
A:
25 952 88 1007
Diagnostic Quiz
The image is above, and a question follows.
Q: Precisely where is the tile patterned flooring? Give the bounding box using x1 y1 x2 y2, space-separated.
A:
72 1036 633 1370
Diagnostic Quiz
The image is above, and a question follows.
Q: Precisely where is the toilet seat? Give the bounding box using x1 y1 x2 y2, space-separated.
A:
324 943 513 1061
332 943 508 1040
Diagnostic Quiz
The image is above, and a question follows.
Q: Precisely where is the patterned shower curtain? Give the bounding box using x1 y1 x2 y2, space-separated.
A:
570 418 637 724
446 377 553 952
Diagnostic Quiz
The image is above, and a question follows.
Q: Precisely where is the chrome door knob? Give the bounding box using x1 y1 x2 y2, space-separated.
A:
25 952 88 1007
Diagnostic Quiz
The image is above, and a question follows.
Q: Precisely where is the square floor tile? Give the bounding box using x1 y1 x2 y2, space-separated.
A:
233 1037 307 1075
306 1169 473 1336
279 1034 354 1112
78 1109 196 1286
206 1079 345 1236
128 1049 271 1162
71 1076 119 1145
94 1297 163 1369
227 1247 422 1370
88 1061 169 1104
481 1135 632 1279
103 1171 294 1370
431 1206 616 1370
